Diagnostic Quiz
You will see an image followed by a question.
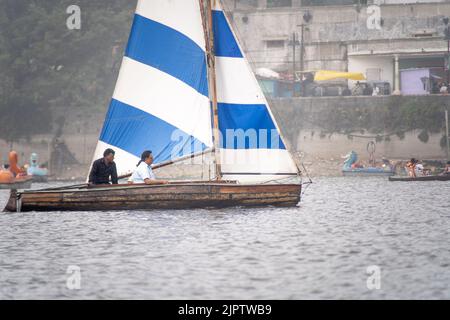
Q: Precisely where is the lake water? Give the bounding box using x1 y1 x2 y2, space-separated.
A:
0 177 449 299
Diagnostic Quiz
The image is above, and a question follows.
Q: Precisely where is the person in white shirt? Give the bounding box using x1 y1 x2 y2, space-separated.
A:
372 86 380 96
415 162 424 176
130 150 168 185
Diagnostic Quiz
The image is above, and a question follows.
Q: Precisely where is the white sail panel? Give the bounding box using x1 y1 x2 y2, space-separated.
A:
221 149 299 183
212 3 299 182
91 0 211 177
216 58 266 105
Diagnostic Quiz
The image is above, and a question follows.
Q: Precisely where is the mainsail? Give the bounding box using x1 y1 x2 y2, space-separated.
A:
91 0 212 176
91 0 299 183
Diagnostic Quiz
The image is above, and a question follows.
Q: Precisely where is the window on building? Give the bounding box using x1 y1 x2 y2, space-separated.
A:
266 0 292 8
266 40 285 49
233 0 259 9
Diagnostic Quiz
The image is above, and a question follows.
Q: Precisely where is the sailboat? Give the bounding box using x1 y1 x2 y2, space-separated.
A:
4 0 302 212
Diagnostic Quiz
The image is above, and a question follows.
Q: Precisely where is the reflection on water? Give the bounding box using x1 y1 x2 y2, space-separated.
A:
0 178 449 299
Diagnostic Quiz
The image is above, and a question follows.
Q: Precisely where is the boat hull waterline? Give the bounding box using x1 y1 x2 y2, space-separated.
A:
31 175 49 183
342 170 395 177
0 178 33 190
389 175 450 182
3 183 302 212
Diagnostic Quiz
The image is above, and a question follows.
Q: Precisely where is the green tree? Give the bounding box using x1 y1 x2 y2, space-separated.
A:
0 0 136 144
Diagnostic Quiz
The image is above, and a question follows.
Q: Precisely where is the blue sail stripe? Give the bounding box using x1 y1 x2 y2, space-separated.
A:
218 103 286 150
212 10 243 58
125 14 209 97
100 99 208 164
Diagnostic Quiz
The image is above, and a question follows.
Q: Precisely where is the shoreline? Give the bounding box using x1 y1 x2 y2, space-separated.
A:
40 158 449 182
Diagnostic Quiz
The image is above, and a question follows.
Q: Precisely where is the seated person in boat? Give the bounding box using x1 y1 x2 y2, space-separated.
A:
88 148 118 185
444 161 450 175
415 161 425 176
130 150 168 185
415 160 432 176
351 162 364 169
406 158 417 177
382 158 393 170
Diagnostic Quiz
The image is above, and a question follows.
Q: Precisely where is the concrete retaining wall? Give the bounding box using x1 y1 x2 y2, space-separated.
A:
1 96 449 174
270 95 450 161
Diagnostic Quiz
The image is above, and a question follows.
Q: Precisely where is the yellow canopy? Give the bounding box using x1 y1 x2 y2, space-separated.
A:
314 70 366 81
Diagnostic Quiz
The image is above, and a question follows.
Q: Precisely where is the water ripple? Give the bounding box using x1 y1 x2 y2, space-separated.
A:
0 178 449 299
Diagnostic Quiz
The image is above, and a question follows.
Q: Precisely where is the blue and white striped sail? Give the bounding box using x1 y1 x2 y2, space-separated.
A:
92 0 299 182
91 0 213 176
212 2 299 182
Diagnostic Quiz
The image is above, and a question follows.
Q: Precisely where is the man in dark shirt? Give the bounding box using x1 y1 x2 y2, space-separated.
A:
88 148 119 185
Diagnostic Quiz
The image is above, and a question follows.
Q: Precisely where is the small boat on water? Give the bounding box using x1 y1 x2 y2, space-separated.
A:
27 153 49 183
389 175 450 182
342 149 395 177
3 0 303 212
0 151 33 190
389 158 450 182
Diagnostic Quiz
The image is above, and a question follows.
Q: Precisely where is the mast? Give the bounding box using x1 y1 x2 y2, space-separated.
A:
200 0 222 181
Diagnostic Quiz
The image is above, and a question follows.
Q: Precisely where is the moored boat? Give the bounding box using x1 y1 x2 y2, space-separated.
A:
0 176 33 190
0 151 33 190
342 149 395 177
27 153 49 183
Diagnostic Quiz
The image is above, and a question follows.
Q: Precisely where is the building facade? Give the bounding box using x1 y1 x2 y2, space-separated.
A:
222 0 450 94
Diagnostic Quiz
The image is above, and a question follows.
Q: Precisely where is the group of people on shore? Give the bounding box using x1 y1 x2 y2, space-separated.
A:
348 81 379 96
88 149 168 186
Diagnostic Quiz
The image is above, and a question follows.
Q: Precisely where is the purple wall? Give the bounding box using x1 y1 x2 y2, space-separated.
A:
400 68 431 95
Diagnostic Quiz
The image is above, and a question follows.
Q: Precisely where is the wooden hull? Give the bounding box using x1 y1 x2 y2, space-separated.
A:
3 182 302 212
389 175 450 182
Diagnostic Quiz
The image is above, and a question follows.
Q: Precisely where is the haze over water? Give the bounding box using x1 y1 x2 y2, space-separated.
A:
0 177 449 299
